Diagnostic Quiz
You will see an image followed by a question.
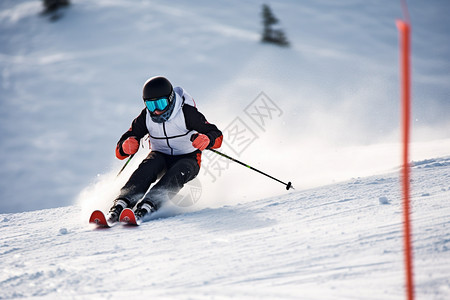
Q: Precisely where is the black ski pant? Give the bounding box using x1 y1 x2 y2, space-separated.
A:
115 151 201 209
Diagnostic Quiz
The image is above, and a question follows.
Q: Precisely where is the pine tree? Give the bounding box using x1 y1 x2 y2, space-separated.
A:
43 0 70 13
42 0 70 21
261 4 290 47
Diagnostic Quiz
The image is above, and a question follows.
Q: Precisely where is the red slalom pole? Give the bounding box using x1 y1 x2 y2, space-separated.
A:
397 15 414 300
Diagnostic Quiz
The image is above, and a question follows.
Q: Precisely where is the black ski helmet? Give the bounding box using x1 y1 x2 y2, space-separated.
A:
142 76 176 123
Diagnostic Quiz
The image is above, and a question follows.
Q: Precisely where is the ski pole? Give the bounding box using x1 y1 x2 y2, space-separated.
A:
208 149 294 190
116 135 150 177
117 154 135 177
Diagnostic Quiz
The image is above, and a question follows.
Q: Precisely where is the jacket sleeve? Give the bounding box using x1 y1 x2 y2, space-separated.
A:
115 109 148 159
183 104 223 150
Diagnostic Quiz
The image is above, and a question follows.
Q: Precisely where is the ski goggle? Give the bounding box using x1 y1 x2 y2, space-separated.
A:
145 98 169 112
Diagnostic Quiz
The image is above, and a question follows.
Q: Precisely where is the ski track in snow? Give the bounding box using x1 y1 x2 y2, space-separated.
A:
1 157 449 299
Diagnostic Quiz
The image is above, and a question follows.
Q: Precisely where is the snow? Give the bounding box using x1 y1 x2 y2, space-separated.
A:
1 0 450 213
1 157 450 299
1 0 450 298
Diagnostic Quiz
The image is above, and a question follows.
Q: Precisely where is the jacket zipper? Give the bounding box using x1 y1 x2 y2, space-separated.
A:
162 122 174 155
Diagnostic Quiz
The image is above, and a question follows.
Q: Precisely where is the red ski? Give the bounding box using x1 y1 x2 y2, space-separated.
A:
89 210 111 228
119 208 141 226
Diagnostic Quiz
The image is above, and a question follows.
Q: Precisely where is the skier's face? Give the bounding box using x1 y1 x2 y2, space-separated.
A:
152 109 165 115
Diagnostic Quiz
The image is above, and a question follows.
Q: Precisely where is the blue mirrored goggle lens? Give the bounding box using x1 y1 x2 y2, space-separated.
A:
145 98 169 112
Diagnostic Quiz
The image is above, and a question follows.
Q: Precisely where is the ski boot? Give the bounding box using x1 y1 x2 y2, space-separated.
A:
106 199 128 224
134 201 157 222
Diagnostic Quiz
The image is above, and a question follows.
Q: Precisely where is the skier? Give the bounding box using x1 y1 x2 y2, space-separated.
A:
106 76 223 223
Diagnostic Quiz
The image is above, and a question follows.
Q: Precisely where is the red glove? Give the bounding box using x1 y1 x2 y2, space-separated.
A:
122 137 139 155
192 134 210 151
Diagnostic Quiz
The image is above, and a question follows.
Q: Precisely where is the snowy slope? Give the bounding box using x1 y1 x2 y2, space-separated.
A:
1 0 450 213
1 1 449 298
1 157 449 299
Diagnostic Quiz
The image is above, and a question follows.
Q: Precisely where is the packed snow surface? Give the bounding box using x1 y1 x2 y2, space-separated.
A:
1 157 449 299
1 1 449 298
1 0 450 213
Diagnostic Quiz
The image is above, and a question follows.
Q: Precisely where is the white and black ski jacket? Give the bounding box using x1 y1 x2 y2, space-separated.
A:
116 87 223 159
